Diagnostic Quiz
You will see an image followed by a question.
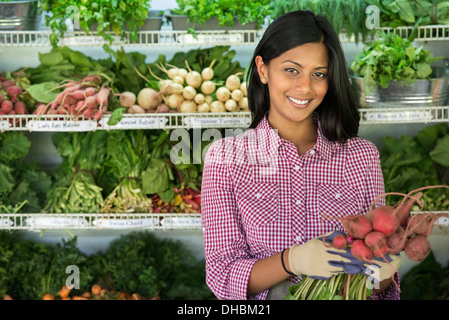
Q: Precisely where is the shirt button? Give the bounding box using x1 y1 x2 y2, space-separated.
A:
294 165 300 171
255 192 262 199
335 193 341 199
295 199 301 205
310 149 316 155
295 235 302 242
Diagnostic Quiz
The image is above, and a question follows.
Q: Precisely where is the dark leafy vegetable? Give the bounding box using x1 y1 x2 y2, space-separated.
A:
350 31 442 89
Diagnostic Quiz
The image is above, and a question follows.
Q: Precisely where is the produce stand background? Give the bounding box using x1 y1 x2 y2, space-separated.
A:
1 0 449 298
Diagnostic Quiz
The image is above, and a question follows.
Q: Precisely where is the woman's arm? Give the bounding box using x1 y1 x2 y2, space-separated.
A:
247 250 292 297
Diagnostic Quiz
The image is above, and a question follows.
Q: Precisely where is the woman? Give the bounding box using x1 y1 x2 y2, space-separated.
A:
201 10 400 300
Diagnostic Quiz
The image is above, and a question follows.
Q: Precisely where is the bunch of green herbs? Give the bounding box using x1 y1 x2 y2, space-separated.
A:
350 31 442 89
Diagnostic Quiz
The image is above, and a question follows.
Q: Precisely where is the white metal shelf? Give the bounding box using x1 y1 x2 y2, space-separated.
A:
2 107 449 132
0 211 446 233
0 213 202 231
1 25 448 47
0 112 252 131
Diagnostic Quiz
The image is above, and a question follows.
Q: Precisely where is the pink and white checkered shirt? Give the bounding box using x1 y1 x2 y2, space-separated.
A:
201 113 400 300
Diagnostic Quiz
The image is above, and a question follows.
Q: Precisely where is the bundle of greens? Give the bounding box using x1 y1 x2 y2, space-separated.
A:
90 231 213 300
174 0 272 29
0 132 52 213
270 0 370 43
43 131 107 213
365 0 449 28
380 123 449 209
100 130 159 213
1 232 95 300
350 31 442 89
39 0 151 47
285 274 372 300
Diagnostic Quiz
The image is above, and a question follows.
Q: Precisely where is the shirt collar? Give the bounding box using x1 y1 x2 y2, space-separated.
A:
255 112 338 161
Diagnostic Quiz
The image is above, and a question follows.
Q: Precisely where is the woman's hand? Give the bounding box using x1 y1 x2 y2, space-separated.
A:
288 231 368 279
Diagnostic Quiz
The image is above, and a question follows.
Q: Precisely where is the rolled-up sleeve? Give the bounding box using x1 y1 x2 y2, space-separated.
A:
201 139 257 300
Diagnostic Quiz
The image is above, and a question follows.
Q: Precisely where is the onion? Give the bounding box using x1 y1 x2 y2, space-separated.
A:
182 86 197 100
231 89 244 101
197 102 210 112
119 91 136 108
216 87 231 102
201 81 216 95
164 94 184 111
137 87 162 110
225 99 238 112
185 60 202 88
225 72 243 91
210 100 226 112
240 81 248 96
194 93 206 104
238 97 248 110
180 100 197 113
128 104 146 114
201 59 216 81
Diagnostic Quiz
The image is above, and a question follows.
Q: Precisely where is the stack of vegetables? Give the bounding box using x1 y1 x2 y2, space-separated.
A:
0 231 212 300
285 185 449 300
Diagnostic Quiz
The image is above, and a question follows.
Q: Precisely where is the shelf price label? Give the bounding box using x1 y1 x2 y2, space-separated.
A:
27 120 98 131
183 116 251 127
0 121 10 130
99 116 169 129
176 33 245 45
160 217 202 228
92 217 159 229
26 217 89 229
364 110 433 122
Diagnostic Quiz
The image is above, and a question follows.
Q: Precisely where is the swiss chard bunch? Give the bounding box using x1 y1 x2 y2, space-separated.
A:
43 131 107 213
350 31 442 89
100 130 158 213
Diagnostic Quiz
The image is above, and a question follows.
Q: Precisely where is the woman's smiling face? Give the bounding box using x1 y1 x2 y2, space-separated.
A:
255 42 329 124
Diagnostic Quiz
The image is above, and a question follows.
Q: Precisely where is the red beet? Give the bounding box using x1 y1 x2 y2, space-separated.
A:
372 205 400 236
364 231 388 258
1 100 13 113
404 235 431 262
332 234 348 249
351 239 373 262
386 226 407 254
394 192 423 226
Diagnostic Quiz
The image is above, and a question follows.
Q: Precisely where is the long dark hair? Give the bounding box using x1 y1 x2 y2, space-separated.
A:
247 10 360 143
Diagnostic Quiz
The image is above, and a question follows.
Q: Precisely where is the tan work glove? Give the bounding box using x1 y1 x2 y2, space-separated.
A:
288 231 367 280
364 253 401 284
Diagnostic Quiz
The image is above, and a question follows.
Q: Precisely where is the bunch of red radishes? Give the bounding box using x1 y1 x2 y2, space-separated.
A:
327 185 449 263
0 75 29 124
33 75 111 121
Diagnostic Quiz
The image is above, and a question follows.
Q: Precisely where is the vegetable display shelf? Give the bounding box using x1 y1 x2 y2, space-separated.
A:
0 212 447 233
0 24 448 47
0 213 202 231
0 112 253 131
2 107 449 132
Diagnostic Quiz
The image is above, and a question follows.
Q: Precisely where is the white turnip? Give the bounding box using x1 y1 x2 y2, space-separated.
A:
216 87 231 102
185 60 202 88
119 91 137 108
180 100 197 113
137 87 162 110
201 59 216 81
226 72 243 91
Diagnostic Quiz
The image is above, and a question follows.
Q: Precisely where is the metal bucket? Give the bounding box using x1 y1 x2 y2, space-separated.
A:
351 67 449 108
0 0 38 31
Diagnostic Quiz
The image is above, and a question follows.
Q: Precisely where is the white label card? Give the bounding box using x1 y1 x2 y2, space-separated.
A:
364 111 433 122
27 120 97 131
99 116 168 129
183 116 251 127
93 218 159 229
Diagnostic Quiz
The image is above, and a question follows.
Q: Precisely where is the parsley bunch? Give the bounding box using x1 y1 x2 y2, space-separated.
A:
350 31 442 89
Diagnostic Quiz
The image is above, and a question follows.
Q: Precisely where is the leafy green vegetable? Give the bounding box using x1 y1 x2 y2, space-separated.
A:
174 0 272 29
366 0 449 28
43 132 107 213
351 31 442 89
270 0 370 43
38 0 151 47
380 123 449 209
0 132 52 213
